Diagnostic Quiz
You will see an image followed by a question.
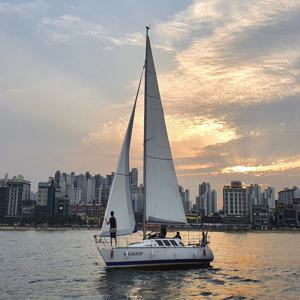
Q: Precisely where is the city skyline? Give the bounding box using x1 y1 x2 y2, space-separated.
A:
4 170 298 210
1 0 300 205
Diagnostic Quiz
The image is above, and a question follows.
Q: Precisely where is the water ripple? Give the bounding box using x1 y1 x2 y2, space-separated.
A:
0 230 299 299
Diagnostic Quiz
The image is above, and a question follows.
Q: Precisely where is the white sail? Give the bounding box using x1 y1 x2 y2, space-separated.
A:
100 101 137 237
144 34 186 224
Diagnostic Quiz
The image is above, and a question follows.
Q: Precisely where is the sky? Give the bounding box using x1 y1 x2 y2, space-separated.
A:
1 0 300 207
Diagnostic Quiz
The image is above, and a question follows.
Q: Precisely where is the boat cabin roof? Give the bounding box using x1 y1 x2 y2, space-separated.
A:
128 238 182 248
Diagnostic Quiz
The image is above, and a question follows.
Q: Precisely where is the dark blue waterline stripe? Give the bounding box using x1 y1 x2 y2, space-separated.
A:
106 258 212 266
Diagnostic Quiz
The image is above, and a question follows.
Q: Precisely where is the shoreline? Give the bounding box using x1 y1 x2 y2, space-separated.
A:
1 226 299 233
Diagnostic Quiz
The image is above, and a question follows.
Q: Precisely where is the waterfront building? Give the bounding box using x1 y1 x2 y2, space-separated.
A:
94 174 103 203
47 178 56 218
54 197 69 218
179 186 191 213
211 189 217 215
252 205 269 229
51 170 114 206
0 186 9 217
263 187 275 209
278 187 300 205
70 203 104 224
70 187 82 204
184 189 192 213
21 200 36 218
35 205 47 218
131 184 144 222
247 183 262 224
130 168 138 187
30 191 37 201
223 181 249 224
0 174 31 218
248 184 262 206
275 204 298 227
196 182 217 216
37 182 49 206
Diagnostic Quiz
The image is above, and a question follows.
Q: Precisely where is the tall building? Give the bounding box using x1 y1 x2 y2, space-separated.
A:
278 187 300 205
50 170 114 206
47 178 56 218
0 186 9 217
37 182 49 206
223 181 249 224
130 168 138 187
196 182 217 216
0 174 31 218
131 184 144 214
248 184 262 206
263 187 275 209
179 186 191 213
211 189 217 214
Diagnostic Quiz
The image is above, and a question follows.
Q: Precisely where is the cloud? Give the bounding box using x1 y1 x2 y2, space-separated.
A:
154 1 300 117
39 14 146 47
0 0 44 14
145 0 300 199
1 0 300 201
69 0 300 197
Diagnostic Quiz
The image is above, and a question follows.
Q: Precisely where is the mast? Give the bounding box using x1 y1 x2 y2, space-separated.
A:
143 26 150 239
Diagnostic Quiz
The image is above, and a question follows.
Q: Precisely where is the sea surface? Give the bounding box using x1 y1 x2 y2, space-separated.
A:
0 230 299 300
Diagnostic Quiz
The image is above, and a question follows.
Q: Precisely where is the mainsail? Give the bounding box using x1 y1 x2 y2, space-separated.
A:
144 32 186 224
100 80 141 236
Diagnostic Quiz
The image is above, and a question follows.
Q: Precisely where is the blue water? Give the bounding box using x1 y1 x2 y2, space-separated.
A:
0 230 299 299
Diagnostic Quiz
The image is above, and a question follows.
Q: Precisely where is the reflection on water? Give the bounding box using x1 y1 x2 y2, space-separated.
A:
0 230 299 299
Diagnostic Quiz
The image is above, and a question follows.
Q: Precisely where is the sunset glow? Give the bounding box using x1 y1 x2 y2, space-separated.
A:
1 0 300 199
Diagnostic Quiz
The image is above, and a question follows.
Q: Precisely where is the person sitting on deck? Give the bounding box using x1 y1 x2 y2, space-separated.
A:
174 231 182 240
105 211 117 247
200 230 208 247
174 231 184 246
159 225 167 238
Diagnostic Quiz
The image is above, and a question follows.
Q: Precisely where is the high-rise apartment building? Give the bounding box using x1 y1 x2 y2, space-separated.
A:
130 168 138 187
52 170 114 206
211 189 217 214
0 186 9 217
196 182 217 216
37 182 49 206
278 187 300 205
179 186 191 213
248 184 262 206
223 181 249 223
263 187 275 209
0 174 31 217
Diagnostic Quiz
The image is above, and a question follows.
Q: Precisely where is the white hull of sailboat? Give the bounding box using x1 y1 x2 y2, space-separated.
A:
98 246 213 269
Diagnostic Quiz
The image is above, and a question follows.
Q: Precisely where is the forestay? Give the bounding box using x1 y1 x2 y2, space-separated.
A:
144 35 186 224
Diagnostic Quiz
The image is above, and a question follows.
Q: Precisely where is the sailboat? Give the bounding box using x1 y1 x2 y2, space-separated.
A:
94 27 214 268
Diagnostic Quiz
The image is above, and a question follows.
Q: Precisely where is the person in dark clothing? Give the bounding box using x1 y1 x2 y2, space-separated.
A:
174 231 183 246
160 225 167 238
105 211 117 247
200 230 208 247
174 231 182 240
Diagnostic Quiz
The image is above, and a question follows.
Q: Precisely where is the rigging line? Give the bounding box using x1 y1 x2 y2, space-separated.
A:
133 62 145 107
146 154 172 161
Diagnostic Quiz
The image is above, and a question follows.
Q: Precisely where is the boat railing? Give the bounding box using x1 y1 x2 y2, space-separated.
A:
93 232 144 249
94 231 210 249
